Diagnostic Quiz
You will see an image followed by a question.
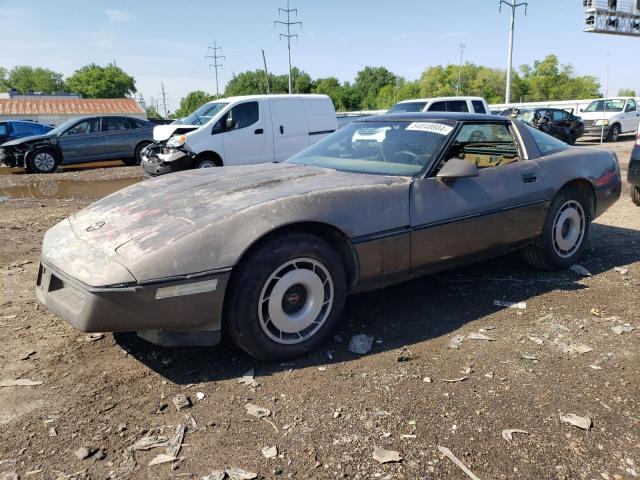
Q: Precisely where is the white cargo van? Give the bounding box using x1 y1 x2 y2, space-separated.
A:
142 94 337 176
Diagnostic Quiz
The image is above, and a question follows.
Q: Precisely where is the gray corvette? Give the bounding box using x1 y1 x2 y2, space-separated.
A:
36 113 621 360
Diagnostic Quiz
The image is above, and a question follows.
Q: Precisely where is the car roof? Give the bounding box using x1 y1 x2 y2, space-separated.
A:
358 112 505 122
394 97 487 104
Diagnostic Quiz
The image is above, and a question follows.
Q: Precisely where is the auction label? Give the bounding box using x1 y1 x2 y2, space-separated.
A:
406 122 454 135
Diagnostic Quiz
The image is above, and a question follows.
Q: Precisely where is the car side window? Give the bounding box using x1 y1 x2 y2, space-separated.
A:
443 123 519 169
65 119 100 135
428 101 447 112
626 99 637 112
471 100 486 114
0 123 6 136
133 120 148 128
525 125 568 155
228 101 259 130
551 110 569 122
103 117 133 131
446 100 469 113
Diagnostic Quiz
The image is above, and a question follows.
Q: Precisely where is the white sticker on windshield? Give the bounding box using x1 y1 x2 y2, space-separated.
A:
406 122 453 135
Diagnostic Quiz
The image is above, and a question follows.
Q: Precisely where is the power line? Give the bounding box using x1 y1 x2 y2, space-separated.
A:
456 43 466 95
262 49 271 94
499 0 528 104
274 0 302 94
205 40 226 99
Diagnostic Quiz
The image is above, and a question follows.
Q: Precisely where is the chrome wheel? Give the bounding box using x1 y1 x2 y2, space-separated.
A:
258 258 334 345
198 160 216 168
33 152 56 172
552 200 585 258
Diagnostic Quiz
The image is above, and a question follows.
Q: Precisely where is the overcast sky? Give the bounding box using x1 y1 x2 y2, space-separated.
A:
1 0 639 111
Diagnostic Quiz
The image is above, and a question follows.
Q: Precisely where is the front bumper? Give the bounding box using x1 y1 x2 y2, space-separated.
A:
36 260 230 345
583 126 610 137
0 149 23 167
141 148 193 177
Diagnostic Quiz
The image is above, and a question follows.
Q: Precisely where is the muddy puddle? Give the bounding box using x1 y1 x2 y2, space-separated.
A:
0 178 139 201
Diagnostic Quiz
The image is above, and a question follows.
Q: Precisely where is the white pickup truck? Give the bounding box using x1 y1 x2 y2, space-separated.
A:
580 97 640 142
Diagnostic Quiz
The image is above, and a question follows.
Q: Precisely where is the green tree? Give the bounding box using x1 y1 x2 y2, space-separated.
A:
517 55 599 101
173 90 214 118
354 66 398 109
0 67 8 91
618 88 637 97
225 70 271 96
145 105 162 120
65 63 136 98
6 66 65 94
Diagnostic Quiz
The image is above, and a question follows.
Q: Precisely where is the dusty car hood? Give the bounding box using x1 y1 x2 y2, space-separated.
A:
152 124 200 141
67 163 410 279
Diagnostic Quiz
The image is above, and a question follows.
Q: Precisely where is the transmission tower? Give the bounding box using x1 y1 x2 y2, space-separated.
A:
274 0 302 94
456 43 466 95
205 40 226 98
159 83 170 118
499 0 528 104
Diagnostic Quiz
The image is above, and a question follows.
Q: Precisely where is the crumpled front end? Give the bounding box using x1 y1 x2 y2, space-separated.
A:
141 142 194 177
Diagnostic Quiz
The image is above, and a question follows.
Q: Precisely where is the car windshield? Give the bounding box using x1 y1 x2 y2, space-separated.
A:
286 120 455 176
182 102 229 125
584 99 625 112
48 119 79 135
515 110 537 124
388 102 427 113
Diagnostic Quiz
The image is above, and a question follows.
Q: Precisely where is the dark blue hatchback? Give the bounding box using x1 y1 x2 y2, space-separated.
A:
0 120 53 144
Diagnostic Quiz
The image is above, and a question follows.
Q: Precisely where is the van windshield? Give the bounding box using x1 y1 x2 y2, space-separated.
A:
182 102 229 125
286 120 454 176
584 99 625 113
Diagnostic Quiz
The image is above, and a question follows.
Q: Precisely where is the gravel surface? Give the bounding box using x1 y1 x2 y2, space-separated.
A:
0 139 638 479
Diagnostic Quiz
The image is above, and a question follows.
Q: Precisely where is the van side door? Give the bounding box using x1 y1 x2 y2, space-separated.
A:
220 100 272 165
270 98 310 162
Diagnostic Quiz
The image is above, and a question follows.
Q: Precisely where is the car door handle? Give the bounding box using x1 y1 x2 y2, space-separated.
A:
254 128 264 135
279 125 284 134
522 172 537 183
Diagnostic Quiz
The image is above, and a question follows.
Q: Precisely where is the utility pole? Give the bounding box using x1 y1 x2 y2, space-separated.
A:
262 49 271 93
159 83 169 118
205 40 225 98
499 0 528 104
456 43 466 95
274 0 302 94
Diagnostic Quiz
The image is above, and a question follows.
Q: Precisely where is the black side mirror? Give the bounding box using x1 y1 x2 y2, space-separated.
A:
437 158 479 182
225 117 235 130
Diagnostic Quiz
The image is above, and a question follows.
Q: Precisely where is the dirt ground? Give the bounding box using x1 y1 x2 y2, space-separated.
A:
0 137 638 480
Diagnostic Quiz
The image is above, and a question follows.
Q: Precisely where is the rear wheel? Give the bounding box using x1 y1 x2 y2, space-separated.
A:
522 186 591 270
225 233 346 361
607 124 621 142
26 149 59 174
631 186 640 206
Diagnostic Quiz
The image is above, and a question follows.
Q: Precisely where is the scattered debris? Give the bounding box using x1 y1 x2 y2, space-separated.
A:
196 392 205 401
49 427 57 437
396 347 414 362
245 403 270 418
372 446 403 464
521 354 539 361
467 332 496 341
185 413 198 431
130 434 169 451
0 472 18 480
438 445 481 480
73 446 93 460
590 364 602 370
423 377 432 383
479 326 496 332
501 428 529 442
202 471 226 480
553 339 593 355
173 393 191 411
559 413 592 430
85 333 104 342
148 453 177 466
166 424 186 458
225 467 257 480
590 308 602 317
348 334 375 355
570 264 592 277
612 324 635 335
449 335 465 349
528 336 544 345
493 300 527 309
238 368 259 387
613 266 628 275
441 376 468 383
19 350 36 360
2 314 18 319
0 379 42 387
261 445 277 459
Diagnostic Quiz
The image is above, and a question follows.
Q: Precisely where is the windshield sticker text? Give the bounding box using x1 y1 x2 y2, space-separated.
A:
406 122 453 135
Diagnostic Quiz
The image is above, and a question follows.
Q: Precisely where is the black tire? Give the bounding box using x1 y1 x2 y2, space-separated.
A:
26 149 59 174
631 186 640 206
124 142 151 166
607 123 621 142
567 133 577 146
195 155 221 169
224 232 347 361
522 186 592 270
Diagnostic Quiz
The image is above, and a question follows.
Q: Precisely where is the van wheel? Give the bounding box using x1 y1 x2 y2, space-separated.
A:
631 186 640 206
522 186 591 270
195 154 221 169
224 233 346 361
26 149 59 174
607 124 621 142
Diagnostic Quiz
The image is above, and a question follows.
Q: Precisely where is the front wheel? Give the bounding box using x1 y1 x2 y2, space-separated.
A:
607 124 621 142
522 187 591 270
26 150 59 174
124 142 152 166
631 186 640 206
195 155 220 169
224 233 346 361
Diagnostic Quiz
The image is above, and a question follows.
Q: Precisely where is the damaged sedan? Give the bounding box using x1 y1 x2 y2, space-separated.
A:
36 113 621 361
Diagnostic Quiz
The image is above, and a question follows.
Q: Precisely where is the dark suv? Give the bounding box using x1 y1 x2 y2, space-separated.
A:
0 121 53 144
513 108 584 145
0 116 154 173
630 130 640 206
